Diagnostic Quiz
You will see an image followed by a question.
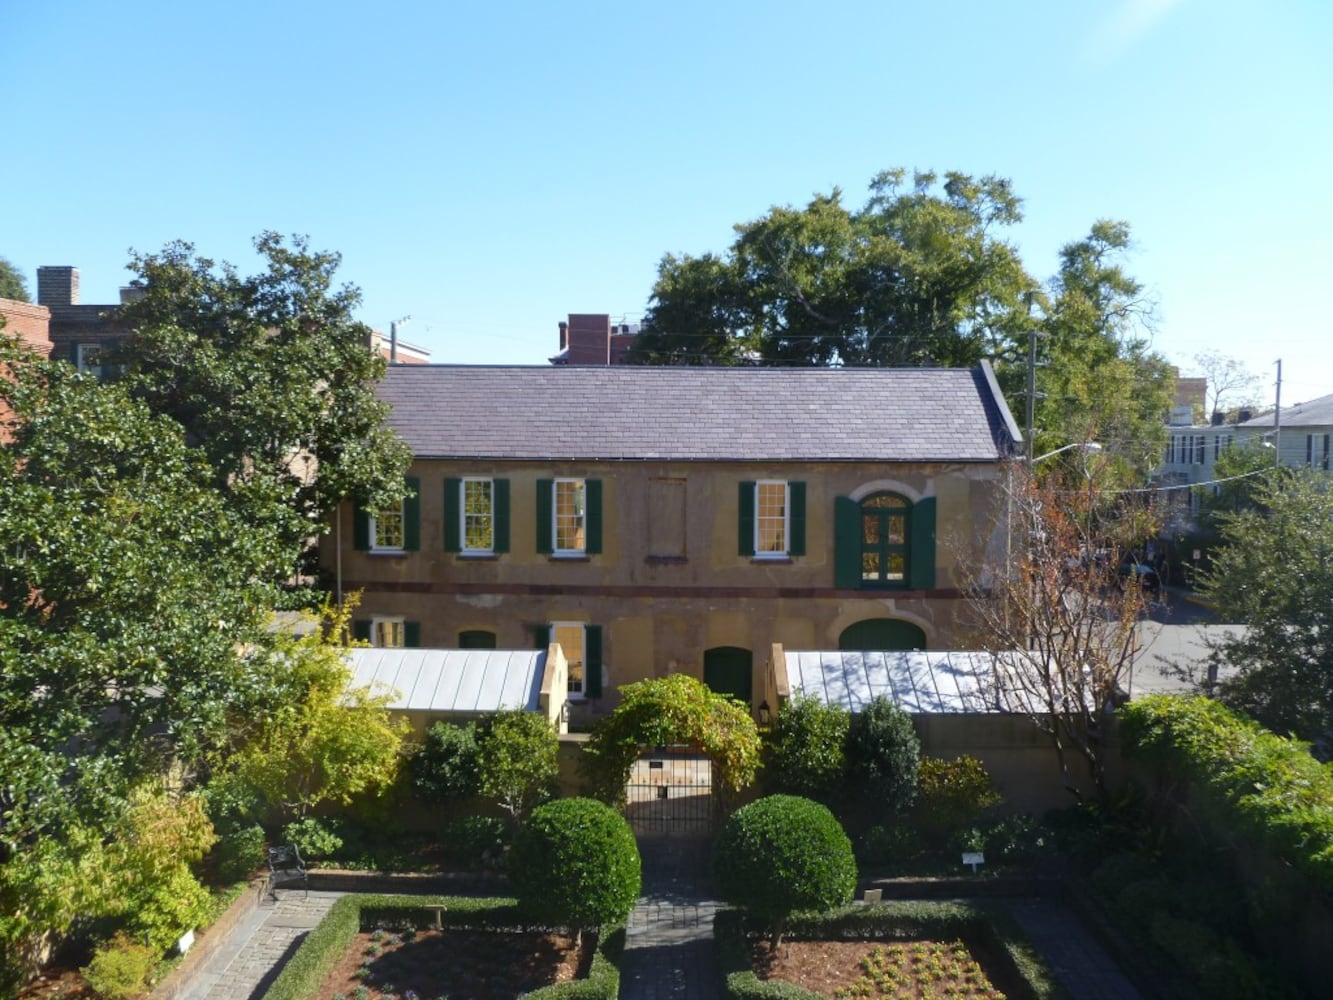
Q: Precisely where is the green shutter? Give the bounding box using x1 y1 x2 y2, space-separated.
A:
353 505 370 551
403 476 421 551
584 479 603 554
352 619 371 642
909 496 936 590
536 479 553 554
443 477 461 551
584 625 603 697
494 478 510 553
534 624 551 649
834 496 861 589
404 621 421 648
738 481 756 556
789 481 807 556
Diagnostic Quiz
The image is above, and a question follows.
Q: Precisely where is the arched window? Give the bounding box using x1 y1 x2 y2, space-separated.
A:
834 492 936 590
838 618 926 651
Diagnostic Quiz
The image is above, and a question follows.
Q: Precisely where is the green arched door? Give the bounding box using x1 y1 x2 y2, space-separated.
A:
838 618 926 651
703 646 753 707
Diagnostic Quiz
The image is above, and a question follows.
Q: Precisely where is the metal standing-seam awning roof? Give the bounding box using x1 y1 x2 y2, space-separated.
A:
345 648 546 714
785 650 1003 714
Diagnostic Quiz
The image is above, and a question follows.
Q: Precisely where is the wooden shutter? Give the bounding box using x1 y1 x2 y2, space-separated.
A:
443 477 461 551
494 478 510 553
789 481 807 556
738 481 756 556
834 496 861 589
353 505 370 551
908 496 936 590
584 625 603 697
404 621 421 648
533 624 551 649
536 479 553 554
584 479 603 554
403 476 421 551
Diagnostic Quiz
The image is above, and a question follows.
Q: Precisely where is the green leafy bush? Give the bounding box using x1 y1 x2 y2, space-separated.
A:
411 721 481 802
914 755 1002 840
855 824 922 868
844 697 920 821
763 695 849 801
474 710 559 821
509 798 641 937
713 795 857 942
282 816 350 860
83 934 157 1000
216 823 266 881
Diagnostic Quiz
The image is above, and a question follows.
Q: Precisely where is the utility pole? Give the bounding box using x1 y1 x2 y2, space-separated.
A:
1274 358 1283 468
1026 328 1037 466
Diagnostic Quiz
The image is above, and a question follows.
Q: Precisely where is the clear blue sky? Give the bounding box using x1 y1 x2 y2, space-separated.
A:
7 0 1330 405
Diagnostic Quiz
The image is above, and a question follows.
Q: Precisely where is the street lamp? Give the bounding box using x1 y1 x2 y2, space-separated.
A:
1029 442 1102 466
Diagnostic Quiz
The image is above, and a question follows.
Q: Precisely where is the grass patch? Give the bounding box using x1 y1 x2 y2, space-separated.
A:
259 894 623 1000
716 901 1068 1000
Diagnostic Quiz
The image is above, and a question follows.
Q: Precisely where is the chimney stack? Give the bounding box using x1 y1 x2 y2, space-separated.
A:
37 266 79 306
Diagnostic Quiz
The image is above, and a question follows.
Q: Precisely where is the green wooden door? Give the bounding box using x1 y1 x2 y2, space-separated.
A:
703 646 753 707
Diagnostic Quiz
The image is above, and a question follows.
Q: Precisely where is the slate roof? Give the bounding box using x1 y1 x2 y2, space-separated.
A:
1238 391 1333 429
377 362 1022 463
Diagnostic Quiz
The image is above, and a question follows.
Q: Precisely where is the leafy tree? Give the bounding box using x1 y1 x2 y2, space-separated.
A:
844 696 922 821
1016 221 1173 483
110 232 412 585
1192 350 1263 422
0 256 28 301
473 710 558 822
411 721 482 803
963 465 1158 799
509 798 641 946
1200 470 1333 749
629 169 1035 369
219 605 409 823
712 795 857 946
1196 439 1275 531
764 695 849 801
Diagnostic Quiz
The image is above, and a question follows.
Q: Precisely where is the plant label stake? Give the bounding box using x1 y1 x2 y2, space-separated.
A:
961 851 985 873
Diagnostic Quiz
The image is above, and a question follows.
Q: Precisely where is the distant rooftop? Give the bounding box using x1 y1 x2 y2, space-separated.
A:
1238 391 1333 429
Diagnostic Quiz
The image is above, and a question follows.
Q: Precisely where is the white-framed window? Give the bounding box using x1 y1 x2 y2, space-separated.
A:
462 477 494 553
371 615 405 648
754 480 790 557
552 621 587 697
370 502 405 552
76 342 104 376
554 478 586 554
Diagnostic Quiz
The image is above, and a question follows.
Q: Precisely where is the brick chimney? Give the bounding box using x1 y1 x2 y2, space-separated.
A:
37 266 79 306
565 314 611 365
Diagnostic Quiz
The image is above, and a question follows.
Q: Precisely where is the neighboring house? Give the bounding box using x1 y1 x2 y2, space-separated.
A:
549 313 639 365
1 295 54 442
329 362 1022 723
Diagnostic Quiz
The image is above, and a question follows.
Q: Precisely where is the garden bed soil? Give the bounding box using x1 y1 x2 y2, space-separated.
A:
752 937 1013 999
314 926 593 998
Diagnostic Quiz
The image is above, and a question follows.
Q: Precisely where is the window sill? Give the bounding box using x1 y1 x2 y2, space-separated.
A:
457 552 499 561
549 553 591 562
751 555 793 565
368 548 407 557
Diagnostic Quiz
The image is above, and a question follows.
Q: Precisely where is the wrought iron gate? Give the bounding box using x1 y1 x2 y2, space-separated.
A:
623 747 716 836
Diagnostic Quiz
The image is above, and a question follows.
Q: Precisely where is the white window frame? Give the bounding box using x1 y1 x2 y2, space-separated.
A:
369 501 405 553
551 621 588 698
370 615 405 648
76 342 104 375
553 478 587 555
461 477 494 554
754 480 790 558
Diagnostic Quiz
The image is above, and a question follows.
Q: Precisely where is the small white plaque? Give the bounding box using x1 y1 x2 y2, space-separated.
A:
863 888 882 904
962 851 985 873
177 929 195 955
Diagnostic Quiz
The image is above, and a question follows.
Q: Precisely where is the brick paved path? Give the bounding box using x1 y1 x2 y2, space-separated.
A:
619 835 723 1000
1005 898 1142 1000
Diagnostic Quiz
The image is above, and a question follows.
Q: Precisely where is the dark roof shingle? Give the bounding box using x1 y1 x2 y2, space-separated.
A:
377 364 1021 463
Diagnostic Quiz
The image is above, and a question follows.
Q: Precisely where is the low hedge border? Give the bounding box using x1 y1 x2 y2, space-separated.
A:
259 894 624 1000
715 900 1068 1000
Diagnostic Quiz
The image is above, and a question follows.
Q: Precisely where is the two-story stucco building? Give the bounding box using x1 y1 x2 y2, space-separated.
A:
329 363 1022 723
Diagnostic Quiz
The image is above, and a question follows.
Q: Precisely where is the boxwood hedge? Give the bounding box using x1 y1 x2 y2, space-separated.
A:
259 894 623 1000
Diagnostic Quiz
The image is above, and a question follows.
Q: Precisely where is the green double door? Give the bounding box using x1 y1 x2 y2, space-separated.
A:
703 646 753 708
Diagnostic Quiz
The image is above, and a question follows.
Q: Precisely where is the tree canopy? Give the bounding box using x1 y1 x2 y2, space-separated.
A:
0 257 28 302
1200 470 1333 751
110 232 412 585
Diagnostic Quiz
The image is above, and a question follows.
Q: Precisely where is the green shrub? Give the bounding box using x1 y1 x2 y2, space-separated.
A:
1115 878 1175 922
216 823 266 881
763 695 849 801
914 755 1002 840
509 798 641 938
83 934 157 1000
713 795 857 942
440 814 509 868
844 697 920 822
282 816 350 860
411 721 481 802
855 824 922 868
474 710 559 821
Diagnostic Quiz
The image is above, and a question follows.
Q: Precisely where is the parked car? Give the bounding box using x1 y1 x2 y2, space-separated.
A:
1119 561 1161 595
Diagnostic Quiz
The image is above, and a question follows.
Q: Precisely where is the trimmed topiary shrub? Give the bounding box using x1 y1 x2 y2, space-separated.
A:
712 795 857 944
844 696 920 823
509 798 641 944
